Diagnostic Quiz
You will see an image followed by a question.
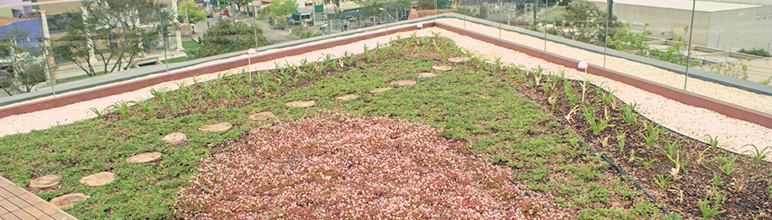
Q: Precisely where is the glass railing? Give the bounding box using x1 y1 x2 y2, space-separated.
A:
0 0 769 102
447 0 771 92
0 0 411 100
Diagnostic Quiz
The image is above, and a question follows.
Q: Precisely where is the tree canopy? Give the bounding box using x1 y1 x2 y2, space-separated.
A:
356 0 410 19
540 0 618 44
179 1 207 24
221 0 252 12
187 21 271 59
52 0 174 76
0 28 49 95
266 0 298 28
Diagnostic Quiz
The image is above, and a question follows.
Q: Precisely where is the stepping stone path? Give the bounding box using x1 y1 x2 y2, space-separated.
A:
417 72 437 78
285 100 316 108
49 193 89 209
127 152 162 163
390 80 417 86
79 172 114 187
336 94 360 101
369 87 394 93
199 122 233 132
448 57 471 64
249 112 276 121
28 174 61 191
163 132 187 145
432 65 452 71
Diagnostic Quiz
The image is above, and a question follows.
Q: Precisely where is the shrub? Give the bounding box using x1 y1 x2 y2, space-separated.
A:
175 114 571 219
739 48 770 57
188 22 271 59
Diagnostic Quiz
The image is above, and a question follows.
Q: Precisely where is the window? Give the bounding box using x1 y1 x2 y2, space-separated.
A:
46 13 79 34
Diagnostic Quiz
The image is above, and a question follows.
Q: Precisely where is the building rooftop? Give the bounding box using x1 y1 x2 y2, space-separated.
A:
587 0 762 12
0 16 28 25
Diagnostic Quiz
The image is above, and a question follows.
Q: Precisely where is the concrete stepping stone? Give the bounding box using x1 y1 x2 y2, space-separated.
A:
127 152 162 163
28 174 61 191
448 57 471 63
390 80 417 86
417 72 437 78
432 65 452 71
336 94 359 101
49 193 89 209
79 172 114 187
249 112 276 121
285 100 315 108
369 87 394 93
162 132 187 145
199 122 233 132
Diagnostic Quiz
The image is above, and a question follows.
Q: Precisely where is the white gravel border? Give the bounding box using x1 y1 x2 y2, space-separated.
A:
1 19 769 161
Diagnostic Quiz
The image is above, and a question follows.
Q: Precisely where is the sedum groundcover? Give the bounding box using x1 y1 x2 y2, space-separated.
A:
0 35 688 219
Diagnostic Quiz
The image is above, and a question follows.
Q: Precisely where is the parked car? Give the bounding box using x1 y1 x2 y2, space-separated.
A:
218 10 230 20
207 12 213 18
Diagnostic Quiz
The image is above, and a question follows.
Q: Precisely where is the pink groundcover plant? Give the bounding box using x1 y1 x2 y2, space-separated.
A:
174 113 572 219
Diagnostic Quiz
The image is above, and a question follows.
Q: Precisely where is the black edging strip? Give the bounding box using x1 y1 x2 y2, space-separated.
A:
629 104 772 166
482 71 672 216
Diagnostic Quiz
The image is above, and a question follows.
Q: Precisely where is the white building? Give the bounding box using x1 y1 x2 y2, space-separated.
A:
589 0 772 52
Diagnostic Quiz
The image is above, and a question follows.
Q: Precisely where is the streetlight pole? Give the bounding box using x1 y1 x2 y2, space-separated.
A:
544 0 549 51
159 4 171 75
39 10 55 96
603 0 609 68
253 22 259 49
683 0 697 91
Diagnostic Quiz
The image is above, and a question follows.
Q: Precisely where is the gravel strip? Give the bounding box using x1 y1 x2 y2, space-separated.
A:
0 20 769 161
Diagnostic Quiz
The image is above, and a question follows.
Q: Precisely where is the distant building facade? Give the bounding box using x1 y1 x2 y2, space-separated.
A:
0 0 41 49
589 0 772 52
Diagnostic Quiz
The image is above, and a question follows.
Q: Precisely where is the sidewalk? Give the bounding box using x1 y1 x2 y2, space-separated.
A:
53 51 189 80
247 19 293 44
0 177 77 220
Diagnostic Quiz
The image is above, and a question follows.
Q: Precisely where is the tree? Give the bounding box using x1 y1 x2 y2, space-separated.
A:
418 0 449 10
221 0 251 13
325 0 342 18
188 21 270 59
540 1 618 44
0 28 49 95
357 0 411 19
179 1 207 24
267 0 298 28
52 0 174 76
607 23 651 56
606 0 613 29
